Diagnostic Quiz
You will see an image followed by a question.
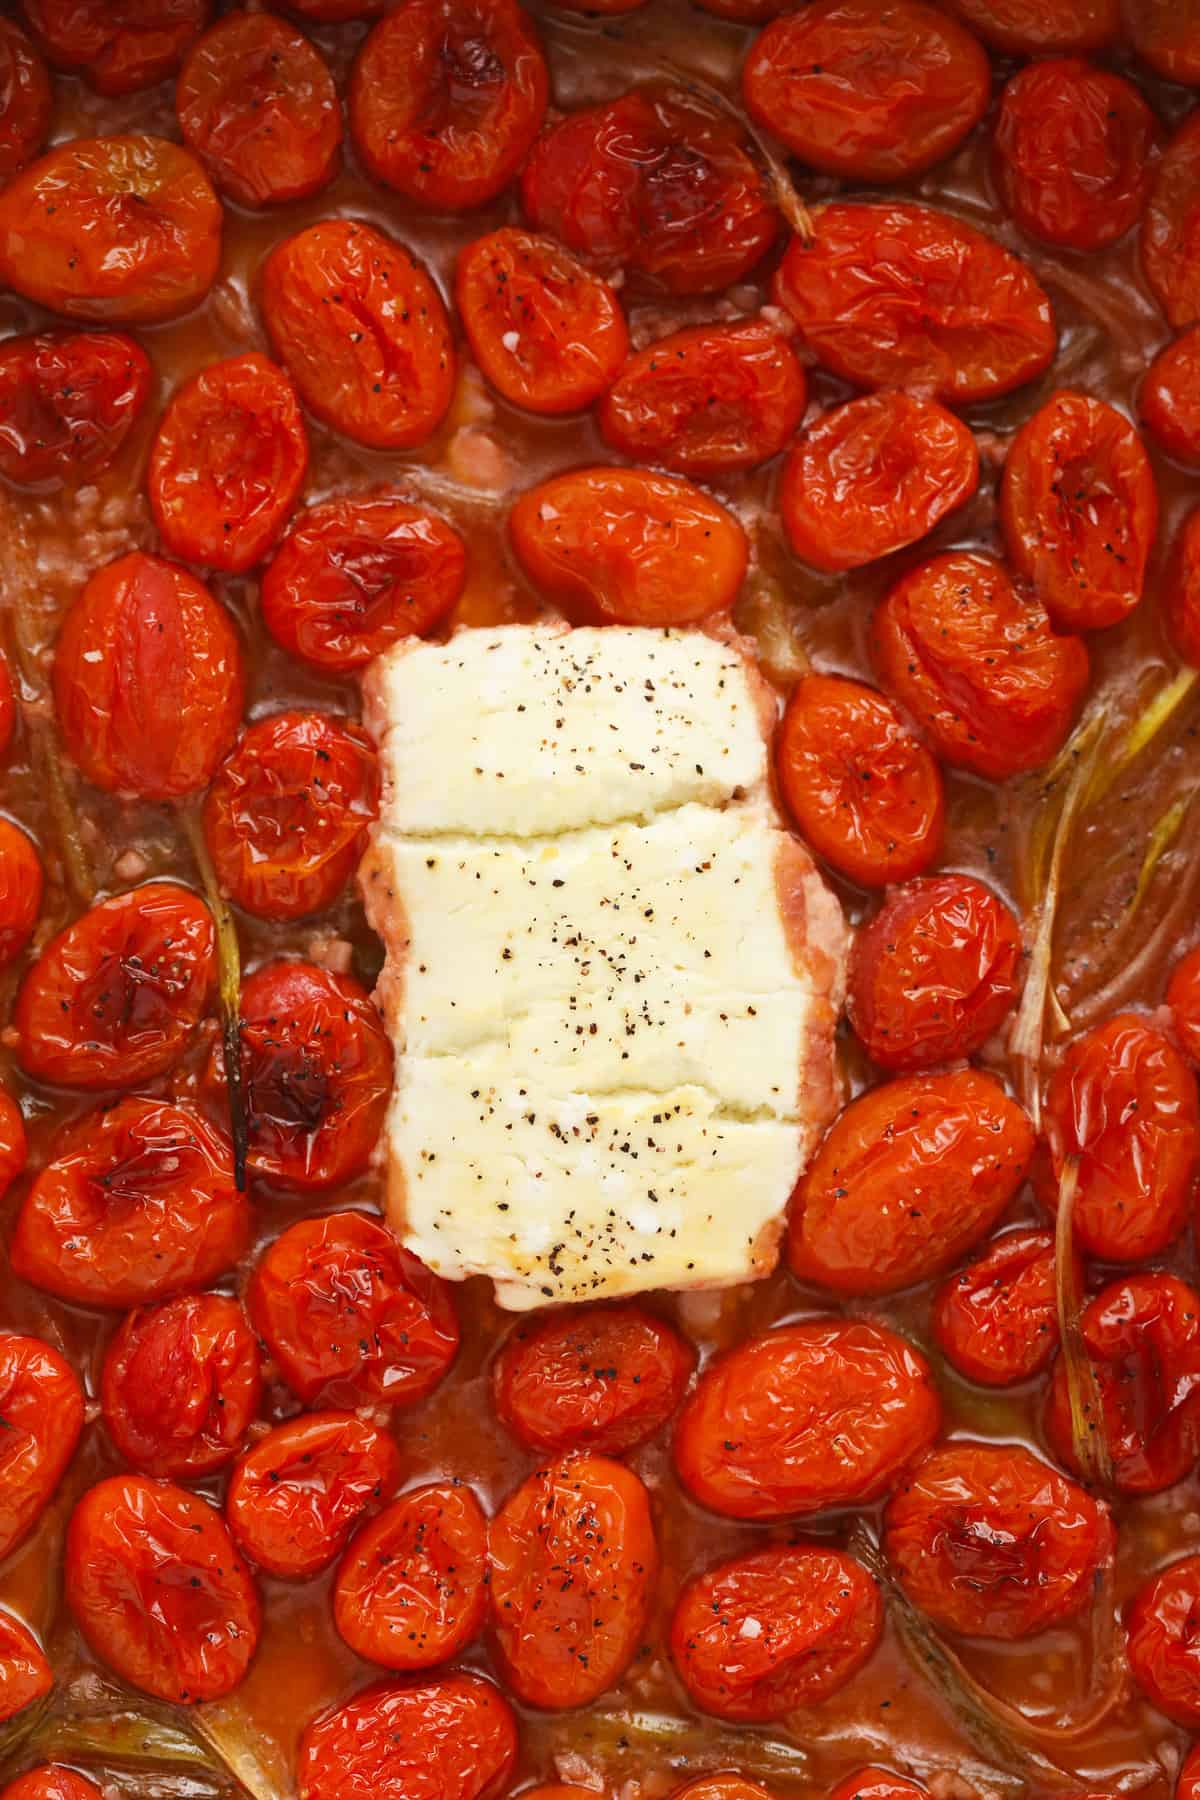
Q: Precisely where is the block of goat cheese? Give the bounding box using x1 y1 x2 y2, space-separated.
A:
360 623 848 1311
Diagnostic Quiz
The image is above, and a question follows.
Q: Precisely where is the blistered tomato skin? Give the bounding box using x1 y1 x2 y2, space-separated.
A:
932 1228 1065 1387
883 1442 1114 1640
1143 331 1200 468
670 1544 882 1722
1144 115 1200 330
1 1771 105 1800
21 0 208 95
509 467 748 627
940 0 1117 51
0 1334 84 1562
0 1088 27 1203
0 20 50 179
0 820 43 966
227 1413 402 1580
335 1483 489 1671
0 1611 50 1723
1169 945 1200 1062
673 1319 941 1520
1128 1555 1200 1726
0 331 152 492
743 0 989 182
297 1675 518 1800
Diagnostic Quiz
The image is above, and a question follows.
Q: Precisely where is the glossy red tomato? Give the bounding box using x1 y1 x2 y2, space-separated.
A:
10 1097 248 1309
0 1334 84 1562
932 1228 1066 1387
848 874 1023 1072
0 1611 50 1724
149 354 308 574
262 492 466 673
1128 1554 1200 1725
670 1543 882 1722
66 1474 259 1703
350 0 546 211
21 0 207 94
883 1442 1113 1639
1181 1737 1200 1800
101 1292 261 1480
0 1087 27 1203
828 1774 928 1800
0 136 221 324
1169 944 1200 1062
335 1483 488 1670
1145 115 1200 330
493 1303 695 1455
671 1782 776 1800
261 221 455 452
297 1675 517 1800
16 882 215 1090
874 551 1089 780
226 1412 401 1580
456 228 627 416
1000 390 1157 632
743 0 988 181
599 320 805 477
940 0 1117 50
509 467 748 627
0 820 42 966
775 674 944 887
177 12 340 207
1142 330 1200 468
773 204 1055 404
53 552 244 801
0 1771 105 1800
488 1453 656 1710
0 20 50 179
0 331 152 491
1126 1 1200 81
673 1318 940 1519
522 86 777 296
1168 506 1200 668
1035 1014 1200 1262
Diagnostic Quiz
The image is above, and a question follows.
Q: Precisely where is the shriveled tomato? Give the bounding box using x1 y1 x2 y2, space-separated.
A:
335 1483 488 1670
21 0 207 94
673 1318 940 1519
0 1087 27 1202
828 1773 928 1800
0 820 42 966
493 1303 695 1456
743 0 988 182
66 1474 259 1703
0 1334 84 1561
671 1782 776 1800
10 1097 249 1309
297 1675 517 1800
0 20 50 180
932 1228 1065 1387
522 86 777 296
1127 1 1200 82
1128 1554 1200 1725
0 1611 50 1724
848 874 1023 1072
262 492 466 673
54 552 244 801
0 331 152 492
16 882 215 1090
1 1771 105 1800
774 203 1054 404
1144 114 1200 330
456 229 627 416
883 1442 1113 1639
177 12 340 208
1046 1272 1200 1495
1142 330 1200 468
598 320 805 476
874 551 1089 780
226 1412 401 1580
670 1543 882 1722
1168 506 1200 668
1035 1014 1200 1262
0 136 221 324
101 1292 261 1479
488 1453 655 1710
248 1211 458 1409
940 0 1117 50
775 674 945 887
509 467 747 626
1169 945 1200 1062
149 354 308 574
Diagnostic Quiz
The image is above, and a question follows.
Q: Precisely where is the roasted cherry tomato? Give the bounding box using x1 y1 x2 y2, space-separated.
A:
509 467 748 626
1046 1272 1200 1494
149 354 308 574
261 491 466 673
226 1412 401 1580
671 1782 777 1800
873 551 1089 781
0 1611 50 1724
456 228 627 416
0 1334 84 1562
297 1675 517 1800
350 0 547 211
1128 1554 1200 1726
775 674 945 887
11 1097 248 1309
335 1483 489 1670
0 1087 27 1202
0 331 152 492
0 136 221 324
598 320 805 477
262 221 455 452
1144 114 1200 330
53 551 244 801
21 0 207 94
101 1292 261 1479
0 1771 105 1800
774 204 1054 404
177 12 340 208
0 820 42 966
1000 390 1157 632
940 0 1117 50
883 1442 1113 1639
66 1474 259 1704
0 20 50 180
789 1070 1033 1298
1168 506 1200 668
932 1228 1066 1387
673 1319 940 1520
522 86 777 296
1035 1013 1200 1262
1142 330 1200 468
493 1303 695 1456
848 874 1023 1072
670 1543 882 1722
743 0 988 181
828 1774 928 1800
16 882 215 1090
488 1453 656 1710
1127 1 1200 82
1169 944 1200 1062
248 1211 458 1409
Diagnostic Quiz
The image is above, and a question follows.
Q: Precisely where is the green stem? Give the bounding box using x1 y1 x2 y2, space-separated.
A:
181 807 248 1191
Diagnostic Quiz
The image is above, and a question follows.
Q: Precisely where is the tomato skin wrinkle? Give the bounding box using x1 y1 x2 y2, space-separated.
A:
1129 1553 1200 1726
0 20 51 180
0 330 151 490
940 0 1118 52
0 1609 51 1724
0 819 43 967
1145 113 1200 330
0 1333 84 1562
335 1482 489 1671
227 1411 402 1580
932 1227 1067 1387
1 1769 107 1800
298 1674 518 1800
21 0 208 96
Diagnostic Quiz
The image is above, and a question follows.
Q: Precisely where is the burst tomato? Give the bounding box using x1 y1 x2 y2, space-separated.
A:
0 331 152 491
0 20 50 179
1128 1554 1200 1726
0 1611 50 1724
0 820 42 966
226 1412 402 1580
932 1228 1066 1387
297 1676 517 1800
0 1088 26 1202
1169 944 1200 1062
1127 1 1200 82
1 1772 105 1800
1142 330 1200 468
940 0 1117 50
1144 114 1200 330
21 0 207 94
0 1334 84 1562
335 1483 488 1671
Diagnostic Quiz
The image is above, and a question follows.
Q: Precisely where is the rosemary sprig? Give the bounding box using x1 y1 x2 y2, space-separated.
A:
1053 1157 1114 1493
180 807 248 1191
